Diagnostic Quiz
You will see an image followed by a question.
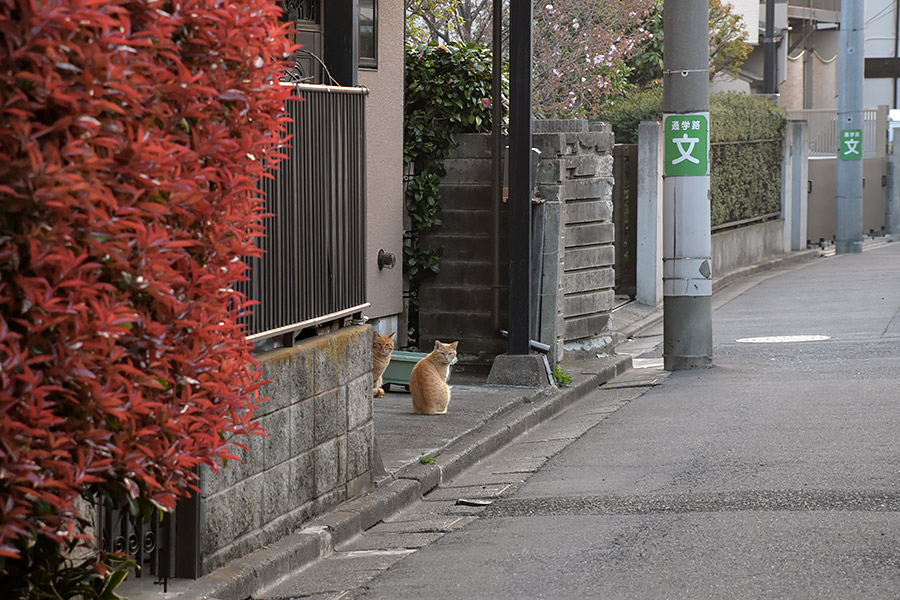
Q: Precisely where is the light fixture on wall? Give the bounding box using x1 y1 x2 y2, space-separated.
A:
377 249 396 270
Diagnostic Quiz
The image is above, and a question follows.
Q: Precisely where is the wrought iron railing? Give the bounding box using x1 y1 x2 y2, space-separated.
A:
240 83 369 344
97 493 199 584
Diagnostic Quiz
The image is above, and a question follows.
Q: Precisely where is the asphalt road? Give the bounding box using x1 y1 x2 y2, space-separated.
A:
265 242 900 600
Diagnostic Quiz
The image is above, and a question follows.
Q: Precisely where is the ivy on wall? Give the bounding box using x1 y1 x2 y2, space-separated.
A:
403 42 505 344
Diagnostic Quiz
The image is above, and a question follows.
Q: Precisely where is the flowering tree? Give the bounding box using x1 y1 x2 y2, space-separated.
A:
0 0 291 591
628 0 752 87
532 0 655 119
405 0 655 119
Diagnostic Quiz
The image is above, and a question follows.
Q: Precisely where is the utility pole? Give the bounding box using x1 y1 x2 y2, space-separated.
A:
507 0 533 354
662 0 712 370
835 0 864 254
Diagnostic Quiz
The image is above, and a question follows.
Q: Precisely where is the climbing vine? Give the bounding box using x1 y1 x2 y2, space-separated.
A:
404 42 504 344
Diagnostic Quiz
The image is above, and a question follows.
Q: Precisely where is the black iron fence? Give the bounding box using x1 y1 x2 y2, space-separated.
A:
240 83 369 343
97 493 199 584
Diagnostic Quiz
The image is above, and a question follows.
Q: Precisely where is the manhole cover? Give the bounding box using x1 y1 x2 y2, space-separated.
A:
736 335 831 344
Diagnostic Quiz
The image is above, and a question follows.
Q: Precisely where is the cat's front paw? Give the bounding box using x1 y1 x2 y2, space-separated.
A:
373 387 385 398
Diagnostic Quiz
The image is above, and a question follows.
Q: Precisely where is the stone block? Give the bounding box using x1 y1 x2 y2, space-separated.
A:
535 158 565 184
534 183 565 203
419 285 495 311
562 178 609 201
532 133 565 158
563 154 602 178
533 119 589 133
309 335 341 395
438 208 495 234
563 289 614 318
289 344 315 402
344 325 372 381
291 398 315 455
261 461 293 523
259 408 292 469
565 245 615 270
563 268 615 294
564 314 611 341
347 373 373 430
256 349 296 417
420 232 495 260
452 133 501 158
347 422 375 480
589 120 612 133
486 354 553 388
565 222 615 247
571 131 615 153
230 475 263 540
436 184 495 210
443 157 493 184
314 388 347 445
565 198 613 225
313 437 347 496
200 489 233 557
289 450 315 507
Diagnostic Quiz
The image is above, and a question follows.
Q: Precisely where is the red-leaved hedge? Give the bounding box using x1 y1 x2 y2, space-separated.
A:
0 0 293 558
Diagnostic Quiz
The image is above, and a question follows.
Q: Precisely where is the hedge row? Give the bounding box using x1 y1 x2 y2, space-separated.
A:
0 0 292 583
602 90 787 226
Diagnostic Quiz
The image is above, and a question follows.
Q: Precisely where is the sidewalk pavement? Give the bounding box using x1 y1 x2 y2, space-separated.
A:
119 245 827 600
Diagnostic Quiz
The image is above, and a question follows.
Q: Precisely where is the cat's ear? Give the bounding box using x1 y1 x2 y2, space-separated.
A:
450 341 459 350
388 332 395 339
433 340 442 350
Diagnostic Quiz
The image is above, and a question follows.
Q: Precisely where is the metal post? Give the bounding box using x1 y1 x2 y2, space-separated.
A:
836 0 864 254
507 0 533 355
662 0 713 370
763 0 778 94
491 0 502 334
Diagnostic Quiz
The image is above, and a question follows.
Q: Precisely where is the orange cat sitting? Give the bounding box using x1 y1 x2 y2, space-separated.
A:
372 331 395 398
410 340 458 415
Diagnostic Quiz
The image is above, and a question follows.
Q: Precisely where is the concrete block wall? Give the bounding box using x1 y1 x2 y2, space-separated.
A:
198 325 374 574
418 134 508 365
533 120 616 359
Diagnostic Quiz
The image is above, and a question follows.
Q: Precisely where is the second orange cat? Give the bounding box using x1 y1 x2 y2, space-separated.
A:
410 340 458 415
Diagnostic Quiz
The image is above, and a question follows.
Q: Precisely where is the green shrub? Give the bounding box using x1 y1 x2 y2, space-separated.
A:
600 87 663 144
602 89 786 225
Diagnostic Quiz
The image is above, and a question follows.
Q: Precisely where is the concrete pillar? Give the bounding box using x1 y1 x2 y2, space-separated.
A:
781 122 794 253
887 140 900 236
791 120 810 250
636 121 663 306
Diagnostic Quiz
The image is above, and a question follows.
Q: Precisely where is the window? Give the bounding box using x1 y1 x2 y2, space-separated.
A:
359 0 377 68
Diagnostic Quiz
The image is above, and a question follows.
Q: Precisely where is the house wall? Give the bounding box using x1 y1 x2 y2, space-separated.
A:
197 326 374 574
360 0 404 322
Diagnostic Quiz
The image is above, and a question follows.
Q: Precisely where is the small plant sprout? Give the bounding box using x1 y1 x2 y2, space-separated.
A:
420 453 437 465
551 364 574 387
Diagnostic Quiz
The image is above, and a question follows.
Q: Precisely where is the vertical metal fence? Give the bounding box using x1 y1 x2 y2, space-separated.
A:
787 106 888 156
612 144 638 298
240 83 369 343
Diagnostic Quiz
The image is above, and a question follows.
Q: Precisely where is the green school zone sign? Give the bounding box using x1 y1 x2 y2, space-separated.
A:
839 129 862 161
664 113 709 177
